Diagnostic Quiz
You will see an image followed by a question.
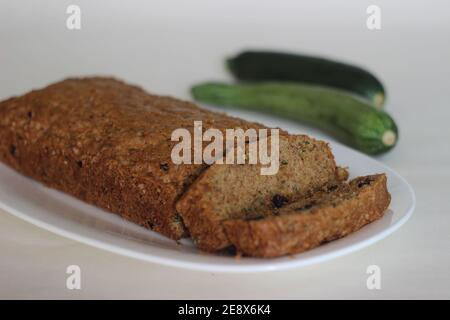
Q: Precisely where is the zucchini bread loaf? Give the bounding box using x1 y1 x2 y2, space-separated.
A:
0 77 390 257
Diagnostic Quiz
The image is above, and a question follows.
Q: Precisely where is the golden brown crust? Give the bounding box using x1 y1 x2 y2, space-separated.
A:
0 77 265 239
223 174 390 258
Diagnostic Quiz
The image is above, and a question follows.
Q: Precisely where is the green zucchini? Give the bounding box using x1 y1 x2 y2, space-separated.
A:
191 82 397 155
227 51 386 109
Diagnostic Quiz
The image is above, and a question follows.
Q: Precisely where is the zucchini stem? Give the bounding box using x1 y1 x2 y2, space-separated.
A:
382 130 396 147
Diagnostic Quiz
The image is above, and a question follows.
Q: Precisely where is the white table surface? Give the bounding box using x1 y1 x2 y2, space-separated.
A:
1 0 449 299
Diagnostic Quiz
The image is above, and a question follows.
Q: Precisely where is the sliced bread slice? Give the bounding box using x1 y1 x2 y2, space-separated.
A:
223 174 390 257
176 134 346 251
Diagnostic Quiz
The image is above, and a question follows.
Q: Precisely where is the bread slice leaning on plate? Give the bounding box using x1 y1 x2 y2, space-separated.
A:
223 174 390 257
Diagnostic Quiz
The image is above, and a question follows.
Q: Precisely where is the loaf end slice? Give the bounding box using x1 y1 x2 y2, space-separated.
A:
223 174 391 258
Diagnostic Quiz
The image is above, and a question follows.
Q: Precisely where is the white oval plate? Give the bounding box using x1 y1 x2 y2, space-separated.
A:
0 136 415 273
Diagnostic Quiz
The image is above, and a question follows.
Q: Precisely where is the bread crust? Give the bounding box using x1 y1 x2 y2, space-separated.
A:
223 174 390 257
0 77 265 239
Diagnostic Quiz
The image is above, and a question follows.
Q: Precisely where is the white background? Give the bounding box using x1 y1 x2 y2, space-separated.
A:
1 0 449 299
